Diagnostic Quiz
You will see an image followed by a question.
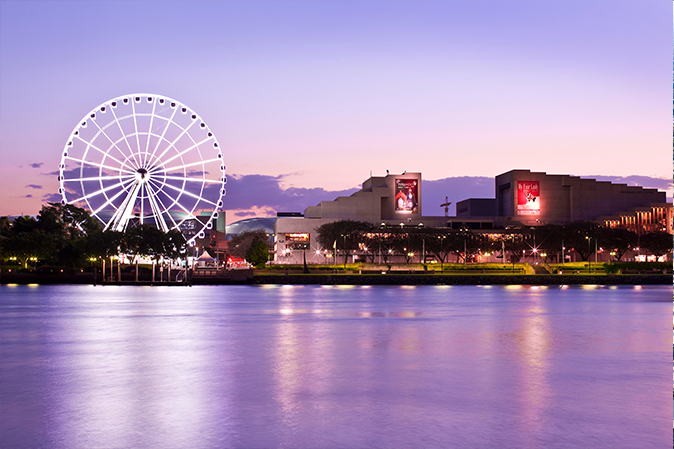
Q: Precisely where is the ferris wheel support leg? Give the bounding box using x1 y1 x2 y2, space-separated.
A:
112 181 142 232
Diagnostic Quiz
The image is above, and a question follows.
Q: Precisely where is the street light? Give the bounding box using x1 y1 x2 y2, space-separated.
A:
340 234 348 268
585 236 591 274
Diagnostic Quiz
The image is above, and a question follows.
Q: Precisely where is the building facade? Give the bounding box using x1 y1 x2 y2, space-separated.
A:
273 170 671 263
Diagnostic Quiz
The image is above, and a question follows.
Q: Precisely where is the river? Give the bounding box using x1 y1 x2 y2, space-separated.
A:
0 284 670 448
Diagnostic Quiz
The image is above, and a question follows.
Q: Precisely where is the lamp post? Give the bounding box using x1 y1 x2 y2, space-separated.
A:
585 236 591 274
594 239 598 266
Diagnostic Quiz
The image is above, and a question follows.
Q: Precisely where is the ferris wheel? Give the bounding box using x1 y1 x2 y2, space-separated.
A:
58 94 226 246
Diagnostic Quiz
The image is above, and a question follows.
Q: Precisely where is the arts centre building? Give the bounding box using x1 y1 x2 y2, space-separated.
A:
273 170 672 263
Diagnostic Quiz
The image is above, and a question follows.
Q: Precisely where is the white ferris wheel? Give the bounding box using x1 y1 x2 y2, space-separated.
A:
58 94 226 246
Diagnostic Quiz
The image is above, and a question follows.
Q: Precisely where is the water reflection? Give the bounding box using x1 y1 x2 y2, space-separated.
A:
0 284 670 449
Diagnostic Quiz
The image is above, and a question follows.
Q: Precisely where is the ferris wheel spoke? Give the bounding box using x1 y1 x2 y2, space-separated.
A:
88 118 139 171
63 175 134 182
151 190 180 231
73 136 136 172
139 183 145 225
69 177 136 204
148 179 198 220
65 156 136 175
110 180 142 232
148 106 178 165
92 181 135 215
142 100 158 168
160 175 221 184
151 177 218 207
153 157 222 175
131 100 143 169
151 136 214 170
152 118 199 165
145 182 170 232
110 106 142 168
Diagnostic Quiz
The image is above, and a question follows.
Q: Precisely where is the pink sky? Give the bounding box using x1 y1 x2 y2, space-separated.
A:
1 1 670 223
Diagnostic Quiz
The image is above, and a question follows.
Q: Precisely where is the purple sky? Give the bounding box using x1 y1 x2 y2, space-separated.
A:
1 1 670 222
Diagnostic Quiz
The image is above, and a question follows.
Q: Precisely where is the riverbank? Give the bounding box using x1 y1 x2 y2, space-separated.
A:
1 271 671 285
250 273 671 285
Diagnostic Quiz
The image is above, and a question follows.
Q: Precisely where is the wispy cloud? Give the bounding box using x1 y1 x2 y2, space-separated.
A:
587 175 672 195
219 174 359 213
26 184 43 189
29 163 44 168
24 194 33 198
234 210 258 217
42 193 61 202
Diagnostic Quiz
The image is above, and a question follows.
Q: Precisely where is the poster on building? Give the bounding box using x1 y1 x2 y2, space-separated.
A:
395 179 418 214
517 181 540 215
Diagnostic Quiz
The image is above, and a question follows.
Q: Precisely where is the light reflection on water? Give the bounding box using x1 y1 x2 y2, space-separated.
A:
0 284 670 449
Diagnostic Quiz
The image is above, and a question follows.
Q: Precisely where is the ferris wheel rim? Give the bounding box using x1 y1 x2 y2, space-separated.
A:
58 93 226 246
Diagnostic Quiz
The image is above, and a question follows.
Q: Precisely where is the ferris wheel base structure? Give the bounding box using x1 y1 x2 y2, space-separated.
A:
58 94 226 246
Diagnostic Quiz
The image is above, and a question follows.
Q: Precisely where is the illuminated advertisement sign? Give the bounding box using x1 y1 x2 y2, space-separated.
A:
517 181 540 215
285 233 310 250
395 179 418 214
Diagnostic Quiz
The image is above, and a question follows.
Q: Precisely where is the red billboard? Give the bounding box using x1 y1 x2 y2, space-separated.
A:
517 181 540 215
395 179 418 214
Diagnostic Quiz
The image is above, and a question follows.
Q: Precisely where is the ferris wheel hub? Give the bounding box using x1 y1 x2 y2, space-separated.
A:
136 168 149 182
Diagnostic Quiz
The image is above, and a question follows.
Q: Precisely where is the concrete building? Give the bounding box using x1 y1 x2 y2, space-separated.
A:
457 169 670 230
273 170 671 263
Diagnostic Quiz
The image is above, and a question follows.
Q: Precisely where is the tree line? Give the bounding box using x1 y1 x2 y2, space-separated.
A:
314 220 671 264
1 203 186 269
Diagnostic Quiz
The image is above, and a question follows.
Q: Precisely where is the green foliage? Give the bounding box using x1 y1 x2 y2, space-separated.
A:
315 220 373 251
0 203 187 268
245 238 269 267
639 232 672 257
228 230 269 258
125 225 187 259
603 261 671 274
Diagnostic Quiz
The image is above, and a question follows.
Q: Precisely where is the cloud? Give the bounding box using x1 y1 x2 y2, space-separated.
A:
586 175 672 196
24 194 33 198
29 163 44 168
219 174 359 213
186 170 209 176
42 193 62 202
25 184 43 189
234 211 257 217
217 174 496 218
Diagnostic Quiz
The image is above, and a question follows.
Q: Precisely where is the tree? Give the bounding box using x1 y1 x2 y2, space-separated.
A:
315 220 373 265
245 238 269 267
124 225 186 260
559 221 600 261
596 227 637 261
640 231 672 258
1 229 56 268
228 230 269 259
424 230 459 268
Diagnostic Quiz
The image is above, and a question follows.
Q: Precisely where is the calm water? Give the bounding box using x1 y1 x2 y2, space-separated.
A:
0 284 671 449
